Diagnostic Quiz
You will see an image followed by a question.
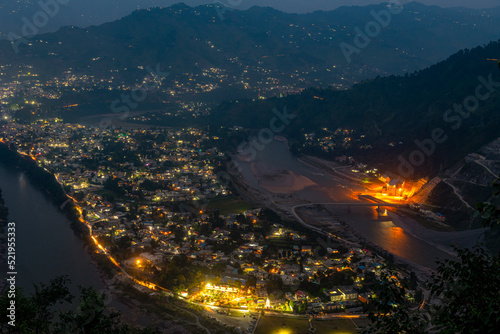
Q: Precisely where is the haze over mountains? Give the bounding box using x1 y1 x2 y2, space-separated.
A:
1 0 499 38
2 2 500 93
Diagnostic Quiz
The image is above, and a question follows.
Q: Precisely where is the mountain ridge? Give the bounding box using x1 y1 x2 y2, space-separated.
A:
1 2 499 37
2 2 500 91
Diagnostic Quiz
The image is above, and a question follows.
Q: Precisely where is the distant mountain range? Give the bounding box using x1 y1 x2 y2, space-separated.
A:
1 2 500 90
2 2 500 180
1 1 499 38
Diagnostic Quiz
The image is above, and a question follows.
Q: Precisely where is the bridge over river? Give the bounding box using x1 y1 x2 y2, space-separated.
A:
293 194 407 211
290 195 408 238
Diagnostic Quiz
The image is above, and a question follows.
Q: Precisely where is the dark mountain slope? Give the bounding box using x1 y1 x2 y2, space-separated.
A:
210 41 500 177
1 2 500 89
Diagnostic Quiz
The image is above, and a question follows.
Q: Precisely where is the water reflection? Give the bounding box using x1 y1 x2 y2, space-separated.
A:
237 140 456 269
19 173 26 189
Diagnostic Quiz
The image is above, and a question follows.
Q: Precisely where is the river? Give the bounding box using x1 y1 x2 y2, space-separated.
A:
0 164 104 294
0 163 185 328
237 140 485 270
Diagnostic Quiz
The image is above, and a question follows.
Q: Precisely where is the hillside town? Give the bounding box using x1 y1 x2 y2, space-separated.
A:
0 119 415 327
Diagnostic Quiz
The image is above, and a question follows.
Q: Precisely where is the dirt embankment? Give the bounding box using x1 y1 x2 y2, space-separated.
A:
250 161 316 193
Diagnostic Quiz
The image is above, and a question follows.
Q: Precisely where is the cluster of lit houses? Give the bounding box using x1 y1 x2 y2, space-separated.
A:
302 127 372 153
184 243 389 313
0 119 404 314
0 59 327 116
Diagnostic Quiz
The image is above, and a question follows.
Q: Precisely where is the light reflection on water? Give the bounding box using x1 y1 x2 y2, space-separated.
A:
238 140 455 269
19 173 26 189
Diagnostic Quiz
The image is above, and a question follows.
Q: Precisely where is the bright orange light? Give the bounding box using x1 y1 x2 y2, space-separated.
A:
109 256 119 267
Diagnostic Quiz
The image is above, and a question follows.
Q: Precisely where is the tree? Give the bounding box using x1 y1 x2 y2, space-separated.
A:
172 254 189 268
320 269 355 289
298 280 322 297
428 245 500 334
364 269 428 334
73 191 85 202
297 301 307 314
474 176 500 242
174 226 185 244
150 239 159 249
245 275 257 289
0 276 73 333
229 229 242 242
365 174 500 333
365 246 500 334
317 247 327 257
266 276 284 294
117 235 132 250
0 277 159 333
56 287 129 334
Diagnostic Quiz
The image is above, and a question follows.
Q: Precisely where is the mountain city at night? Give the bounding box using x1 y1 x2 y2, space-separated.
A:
1 1 500 333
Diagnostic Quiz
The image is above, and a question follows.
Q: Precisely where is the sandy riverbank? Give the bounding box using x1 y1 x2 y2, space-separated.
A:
300 154 487 253
250 161 317 193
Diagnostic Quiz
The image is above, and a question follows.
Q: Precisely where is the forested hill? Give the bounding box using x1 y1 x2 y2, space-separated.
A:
210 40 500 178
1 2 500 88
